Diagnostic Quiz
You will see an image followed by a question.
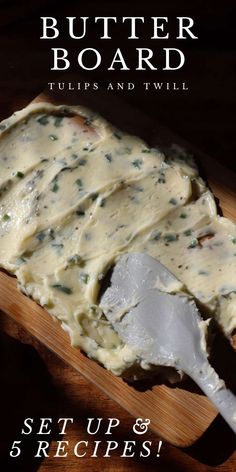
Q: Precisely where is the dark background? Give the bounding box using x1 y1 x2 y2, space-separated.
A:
0 0 235 170
0 1 236 471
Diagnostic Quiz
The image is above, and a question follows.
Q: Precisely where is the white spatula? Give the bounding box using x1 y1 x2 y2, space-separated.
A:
100 253 236 434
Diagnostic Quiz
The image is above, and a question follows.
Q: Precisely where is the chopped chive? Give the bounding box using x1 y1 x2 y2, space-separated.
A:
2 213 11 221
150 231 162 241
16 171 24 179
184 229 192 236
105 153 112 162
91 193 99 201
21 250 33 258
49 229 55 240
126 233 132 241
75 178 83 188
68 254 84 266
37 115 49 126
51 183 59 192
16 256 26 264
142 148 151 153
164 234 178 243
76 209 85 217
99 198 106 207
180 213 187 219
134 186 144 192
80 273 90 284
169 197 178 205
78 159 87 166
49 134 58 141
90 304 98 313
52 284 72 295
36 231 46 242
132 159 143 169
232 238 236 244
51 243 64 249
188 238 199 249
54 116 63 127
198 270 210 276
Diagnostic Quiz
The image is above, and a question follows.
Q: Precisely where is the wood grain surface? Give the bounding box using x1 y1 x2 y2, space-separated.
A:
0 270 218 448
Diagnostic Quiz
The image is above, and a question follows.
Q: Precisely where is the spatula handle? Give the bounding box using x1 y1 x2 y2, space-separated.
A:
187 362 236 434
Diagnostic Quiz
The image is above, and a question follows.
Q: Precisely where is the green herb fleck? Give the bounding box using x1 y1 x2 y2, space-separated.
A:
16 171 24 179
21 250 33 259
105 153 112 162
91 193 99 201
54 116 63 127
80 273 90 284
52 243 64 250
16 256 26 265
184 229 192 236
134 185 144 192
49 134 58 141
169 197 177 205
49 229 55 240
164 234 178 243
52 183 59 192
151 231 162 241
52 284 72 295
68 254 84 266
99 198 106 207
37 115 49 126
180 213 187 219
132 159 143 169
232 238 236 245
126 233 132 241
90 304 98 314
36 231 46 242
198 270 210 276
2 213 11 221
78 159 87 166
142 148 151 153
76 209 85 217
75 178 83 188
188 238 199 249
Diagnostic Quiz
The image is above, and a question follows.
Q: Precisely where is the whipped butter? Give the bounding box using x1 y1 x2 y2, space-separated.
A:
0 102 236 376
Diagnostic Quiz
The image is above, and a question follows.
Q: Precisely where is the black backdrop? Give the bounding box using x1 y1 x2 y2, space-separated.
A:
0 0 235 170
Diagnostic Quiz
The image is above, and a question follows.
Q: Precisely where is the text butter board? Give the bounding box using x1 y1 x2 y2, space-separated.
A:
0 87 235 448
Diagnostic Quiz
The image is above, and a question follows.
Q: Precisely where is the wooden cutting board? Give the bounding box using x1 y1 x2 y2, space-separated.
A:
0 86 235 447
